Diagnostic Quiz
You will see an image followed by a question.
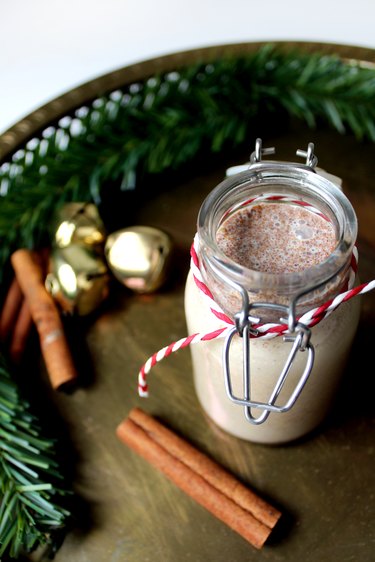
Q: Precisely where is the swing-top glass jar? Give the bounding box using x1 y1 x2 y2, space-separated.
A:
184 140 361 444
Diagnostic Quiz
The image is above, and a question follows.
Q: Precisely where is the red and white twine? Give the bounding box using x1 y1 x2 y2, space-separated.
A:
138 195 375 396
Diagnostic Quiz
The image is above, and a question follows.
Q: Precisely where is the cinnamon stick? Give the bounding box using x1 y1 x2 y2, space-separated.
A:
0 277 23 342
9 298 33 364
11 249 78 389
117 408 281 549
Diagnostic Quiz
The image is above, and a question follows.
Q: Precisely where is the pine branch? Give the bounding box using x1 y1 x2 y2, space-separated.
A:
256 48 375 136
0 356 70 559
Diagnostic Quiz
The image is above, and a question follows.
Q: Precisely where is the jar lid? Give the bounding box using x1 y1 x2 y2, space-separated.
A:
198 139 357 297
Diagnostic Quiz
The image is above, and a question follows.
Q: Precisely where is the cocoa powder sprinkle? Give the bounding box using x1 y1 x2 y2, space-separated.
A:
216 203 337 274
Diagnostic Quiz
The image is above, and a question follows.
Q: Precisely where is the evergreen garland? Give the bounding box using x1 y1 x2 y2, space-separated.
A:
0 356 70 558
1 43 375 558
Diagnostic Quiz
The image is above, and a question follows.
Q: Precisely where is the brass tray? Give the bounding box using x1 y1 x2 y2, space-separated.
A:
1 42 374 562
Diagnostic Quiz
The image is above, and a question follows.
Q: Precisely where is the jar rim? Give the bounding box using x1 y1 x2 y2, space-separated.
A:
197 163 357 295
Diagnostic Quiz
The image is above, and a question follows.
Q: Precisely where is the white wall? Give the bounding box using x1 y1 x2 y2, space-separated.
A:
1 0 374 133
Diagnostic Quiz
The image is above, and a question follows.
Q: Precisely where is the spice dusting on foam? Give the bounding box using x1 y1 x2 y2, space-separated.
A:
216 203 337 274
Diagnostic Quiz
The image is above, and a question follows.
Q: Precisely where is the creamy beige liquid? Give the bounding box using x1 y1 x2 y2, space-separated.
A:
185 203 360 444
217 203 336 274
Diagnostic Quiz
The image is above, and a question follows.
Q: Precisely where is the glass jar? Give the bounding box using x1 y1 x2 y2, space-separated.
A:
184 141 361 444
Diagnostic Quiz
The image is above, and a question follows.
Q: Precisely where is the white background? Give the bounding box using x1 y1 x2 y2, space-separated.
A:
1 0 375 134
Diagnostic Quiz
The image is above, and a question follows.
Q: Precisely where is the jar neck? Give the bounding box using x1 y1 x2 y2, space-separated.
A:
197 164 357 320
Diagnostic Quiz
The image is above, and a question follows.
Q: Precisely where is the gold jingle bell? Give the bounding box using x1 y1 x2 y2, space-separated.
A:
105 226 173 293
46 244 110 316
52 202 106 249
47 203 173 314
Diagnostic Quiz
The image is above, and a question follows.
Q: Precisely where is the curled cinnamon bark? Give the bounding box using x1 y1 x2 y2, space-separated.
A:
11 249 78 389
9 298 33 364
117 408 281 549
0 277 24 343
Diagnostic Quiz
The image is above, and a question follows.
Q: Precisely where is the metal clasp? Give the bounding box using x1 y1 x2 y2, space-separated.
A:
210 137 321 425
250 138 276 163
249 138 318 169
223 298 315 426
